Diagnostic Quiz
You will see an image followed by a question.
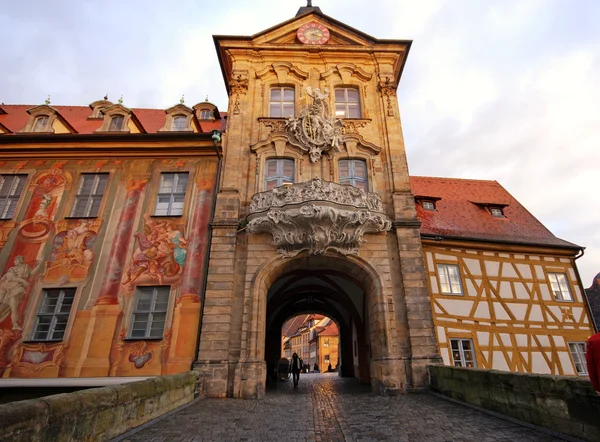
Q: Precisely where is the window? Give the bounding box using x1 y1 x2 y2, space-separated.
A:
199 109 212 120
450 339 477 368
334 87 361 118
171 115 188 131
422 201 436 211
324 338 330 348
109 115 124 131
324 354 330 363
97 108 105 119
70 174 108 218
154 172 189 216
0 174 27 219
568 342 588 375
269 87 295 118
338 159 368 191
32 116 50 132
264 159 294 190
490 207 504 218
32 288 76 341
129 286 170 339
437 264 463 295
548 272 573 301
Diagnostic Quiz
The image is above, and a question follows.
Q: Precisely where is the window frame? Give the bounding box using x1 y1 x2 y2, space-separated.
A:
32 115 50 132
108 115 125 132
548 272 573 302
0 174 27 220
269 86 295 118
449 338 477 368
334 87 361 118
128 286 170 340
69 173 108 218
437 263 464 295
171 114 188 131
199 109 212 120
264 158 295 190
422 201 436 211
153 172 189 217
30 288 76 342
568 342 588 375
489 207 505 218
338 159 369 191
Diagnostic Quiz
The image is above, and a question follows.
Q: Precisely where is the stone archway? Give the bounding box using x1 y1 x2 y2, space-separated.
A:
234 252 401 399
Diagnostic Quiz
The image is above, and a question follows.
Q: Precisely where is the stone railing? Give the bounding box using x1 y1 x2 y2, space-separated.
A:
429 365 600 441
247 178 391 257
0 371 202 442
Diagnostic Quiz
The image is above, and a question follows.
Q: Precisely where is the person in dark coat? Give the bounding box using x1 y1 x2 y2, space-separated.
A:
587 331 600 395
291 352 301 387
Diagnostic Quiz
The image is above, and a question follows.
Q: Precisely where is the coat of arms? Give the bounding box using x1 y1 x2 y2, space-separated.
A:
285 87 343 163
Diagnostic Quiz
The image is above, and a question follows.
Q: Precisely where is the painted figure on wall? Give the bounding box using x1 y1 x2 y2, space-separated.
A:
122 214 187 289
0 256 43 330
44 220 98 284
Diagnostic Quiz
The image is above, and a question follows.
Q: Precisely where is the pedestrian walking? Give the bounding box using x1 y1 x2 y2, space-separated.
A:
587 331 600 395
291 352 301 387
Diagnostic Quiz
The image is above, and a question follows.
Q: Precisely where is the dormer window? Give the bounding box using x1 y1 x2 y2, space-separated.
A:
97 109 104 119
422 201 436 211
32 116 50 132
489 207 504 218
109 115 124 131
172 115 188 131
200 110 212 120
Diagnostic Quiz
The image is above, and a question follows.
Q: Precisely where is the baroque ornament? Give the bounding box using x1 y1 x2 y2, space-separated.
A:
247 178 391 257
285 87 343 163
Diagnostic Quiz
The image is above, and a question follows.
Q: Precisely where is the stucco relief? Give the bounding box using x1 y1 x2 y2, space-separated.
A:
247 178 391 257
122 214 187 290
285 87 343 163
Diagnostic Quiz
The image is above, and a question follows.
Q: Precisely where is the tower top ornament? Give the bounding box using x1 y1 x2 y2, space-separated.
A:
285 87 342 163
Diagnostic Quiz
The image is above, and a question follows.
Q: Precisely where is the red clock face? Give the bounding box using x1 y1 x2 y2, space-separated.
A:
297 22 330 45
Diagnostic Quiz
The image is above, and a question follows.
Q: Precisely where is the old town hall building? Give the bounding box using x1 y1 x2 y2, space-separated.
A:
0 4 595 398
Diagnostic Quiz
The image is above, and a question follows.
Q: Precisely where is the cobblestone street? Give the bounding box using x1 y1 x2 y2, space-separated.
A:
117 373 565 442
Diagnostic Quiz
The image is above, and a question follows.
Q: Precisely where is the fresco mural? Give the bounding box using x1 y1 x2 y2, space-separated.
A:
44 219 100 284
122 214 187 290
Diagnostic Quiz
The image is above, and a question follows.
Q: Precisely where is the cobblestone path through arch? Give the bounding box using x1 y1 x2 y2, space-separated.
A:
117 373 565 442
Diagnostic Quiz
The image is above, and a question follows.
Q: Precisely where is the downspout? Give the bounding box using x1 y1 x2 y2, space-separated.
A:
574 247 598 332
192 130 223 367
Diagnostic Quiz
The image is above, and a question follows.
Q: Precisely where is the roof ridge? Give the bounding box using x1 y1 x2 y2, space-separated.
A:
411 175 499 184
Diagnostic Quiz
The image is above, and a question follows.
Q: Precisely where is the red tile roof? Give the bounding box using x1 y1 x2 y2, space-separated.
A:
282 314 309 337
0 104 227 134
319 322 339 336
410 176 578 249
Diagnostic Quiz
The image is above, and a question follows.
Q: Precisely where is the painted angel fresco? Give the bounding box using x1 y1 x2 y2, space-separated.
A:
122 214 187 290
0 256 43 330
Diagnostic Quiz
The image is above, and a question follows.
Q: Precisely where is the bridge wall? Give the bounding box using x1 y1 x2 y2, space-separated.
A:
429 365 599 441
0 371 201 442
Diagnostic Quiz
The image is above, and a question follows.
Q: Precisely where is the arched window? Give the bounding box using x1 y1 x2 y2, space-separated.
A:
334 87 361 118
338 159 368 191
171 115 188 131
32 116 50 132
264 158 294 190
109 115 124 131
269 87 295 118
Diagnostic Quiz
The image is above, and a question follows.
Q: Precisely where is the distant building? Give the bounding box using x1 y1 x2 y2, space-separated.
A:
585 273 600 330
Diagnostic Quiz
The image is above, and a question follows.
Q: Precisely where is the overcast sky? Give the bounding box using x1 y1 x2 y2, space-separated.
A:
1 0 599 285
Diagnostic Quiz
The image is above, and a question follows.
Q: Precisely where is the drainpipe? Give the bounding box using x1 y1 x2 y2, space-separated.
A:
574 247 598 332
192 129 223 367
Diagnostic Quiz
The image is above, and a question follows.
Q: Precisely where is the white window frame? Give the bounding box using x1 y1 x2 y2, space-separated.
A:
568 342 588 375
70 173 108 218
264 159 294 190
548 272 573 301
31 288 76 341
450 338 477 368
199 109 212 120
154 172 189 216
490 207 505 218
437 263 463 295
171 115 188 131
0 174 27 219
33 115 50 132
109 115 124 131
422 201 436 211
128 286 170 339
338 159 368 191
334 87 361 118
269 86 295 118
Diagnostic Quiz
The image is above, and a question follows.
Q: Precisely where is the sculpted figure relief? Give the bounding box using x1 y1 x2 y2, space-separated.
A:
285 87 342 163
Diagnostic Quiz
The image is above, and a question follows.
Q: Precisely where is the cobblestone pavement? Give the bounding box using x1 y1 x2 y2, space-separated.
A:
118 373 565 442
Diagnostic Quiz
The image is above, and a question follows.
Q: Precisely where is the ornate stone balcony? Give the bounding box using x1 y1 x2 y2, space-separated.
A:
247 178 392 257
